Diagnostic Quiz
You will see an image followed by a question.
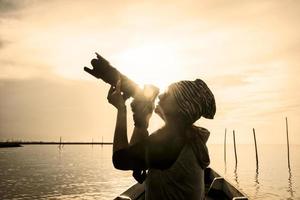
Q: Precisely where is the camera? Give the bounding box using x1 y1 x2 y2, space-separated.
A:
84 52 159 101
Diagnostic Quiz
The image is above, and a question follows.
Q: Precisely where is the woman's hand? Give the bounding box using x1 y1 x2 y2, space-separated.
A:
131 97 155 128
107 80 129 110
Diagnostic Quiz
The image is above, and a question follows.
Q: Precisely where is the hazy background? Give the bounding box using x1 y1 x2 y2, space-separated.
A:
1 0 299 144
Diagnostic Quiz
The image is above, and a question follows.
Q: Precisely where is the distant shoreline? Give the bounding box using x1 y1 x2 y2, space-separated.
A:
0 142 113 147
21 142 113 145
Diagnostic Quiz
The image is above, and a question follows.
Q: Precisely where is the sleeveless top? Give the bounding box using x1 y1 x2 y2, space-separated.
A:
145 143 205 200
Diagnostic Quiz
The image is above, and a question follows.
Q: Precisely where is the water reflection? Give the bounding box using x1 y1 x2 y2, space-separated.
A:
254 167 259 185
58 144 64 161
208 144 300 199
0 145 135 200
288 168 294 198
224 163 227 175
253 167 260 199
2 144 300 199
233 166 239 188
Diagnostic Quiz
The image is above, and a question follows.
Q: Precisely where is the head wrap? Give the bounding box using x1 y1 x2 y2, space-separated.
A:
168 79 216 124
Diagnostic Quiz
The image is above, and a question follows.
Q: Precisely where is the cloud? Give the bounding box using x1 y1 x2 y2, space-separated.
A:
0 0 34 12
0 0 19 12
0 58 53 80
0 38 7 49
0 78 115 141
0 0 32 18
211 74 250 88
0 35 12 51
0 0 299 144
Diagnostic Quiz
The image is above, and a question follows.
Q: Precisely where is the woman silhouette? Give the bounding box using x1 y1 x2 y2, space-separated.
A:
107 79 216 200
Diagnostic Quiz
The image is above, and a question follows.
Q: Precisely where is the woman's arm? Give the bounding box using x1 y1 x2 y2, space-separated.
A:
113 140 147 170
113 106 129 153
129 95 155 144
113 129 184 171
130 127 148 145
108 81 179 171
106 80 129 154
107 80 147 170
112 105 148 170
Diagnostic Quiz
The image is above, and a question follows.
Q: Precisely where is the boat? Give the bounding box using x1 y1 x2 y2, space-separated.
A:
114 167 248 200
0 142 22 148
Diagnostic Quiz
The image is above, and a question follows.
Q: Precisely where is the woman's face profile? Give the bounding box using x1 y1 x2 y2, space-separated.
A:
155 88 180 120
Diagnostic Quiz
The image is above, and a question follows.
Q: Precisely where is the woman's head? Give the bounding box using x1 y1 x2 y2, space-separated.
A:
155 79 216 125
154 88 180 122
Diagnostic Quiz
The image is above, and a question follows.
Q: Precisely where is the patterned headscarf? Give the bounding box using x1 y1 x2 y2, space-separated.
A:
169 79 216 124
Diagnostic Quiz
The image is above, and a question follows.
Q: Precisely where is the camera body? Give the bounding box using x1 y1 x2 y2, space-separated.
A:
84 53 159 101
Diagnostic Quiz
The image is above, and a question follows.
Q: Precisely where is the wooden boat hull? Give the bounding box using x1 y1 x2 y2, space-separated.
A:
115 167 248 200
0 142 22 148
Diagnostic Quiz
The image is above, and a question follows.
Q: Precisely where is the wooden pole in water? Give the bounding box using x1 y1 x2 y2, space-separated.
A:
253 128 259 169
286 117 291 169
59 136 62 149
224 128 227 164
233 130 238 167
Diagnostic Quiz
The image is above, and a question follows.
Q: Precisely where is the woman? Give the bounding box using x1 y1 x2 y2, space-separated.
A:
107 78 216 200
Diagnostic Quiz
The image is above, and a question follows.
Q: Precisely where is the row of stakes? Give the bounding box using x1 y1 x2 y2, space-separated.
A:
224 117 291 169
57 117 292 170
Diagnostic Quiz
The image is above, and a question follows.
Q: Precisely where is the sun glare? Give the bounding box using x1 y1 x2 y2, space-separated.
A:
50 34 185 92
113 44 184 91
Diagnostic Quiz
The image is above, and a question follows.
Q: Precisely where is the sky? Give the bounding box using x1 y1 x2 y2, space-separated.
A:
0 0 299 144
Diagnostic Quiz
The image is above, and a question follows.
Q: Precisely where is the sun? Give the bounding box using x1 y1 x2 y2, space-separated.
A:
112 44 184 91
50 36 185 93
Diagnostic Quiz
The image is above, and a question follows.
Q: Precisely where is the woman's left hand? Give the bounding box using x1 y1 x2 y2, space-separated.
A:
131 98 154 128
107 80 129 110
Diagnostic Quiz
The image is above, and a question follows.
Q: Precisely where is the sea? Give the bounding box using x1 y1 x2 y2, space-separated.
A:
0 144 299 200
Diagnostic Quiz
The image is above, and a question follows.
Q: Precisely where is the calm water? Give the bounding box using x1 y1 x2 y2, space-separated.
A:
0 145 135 199
0 144 299 200
208 144 300 200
